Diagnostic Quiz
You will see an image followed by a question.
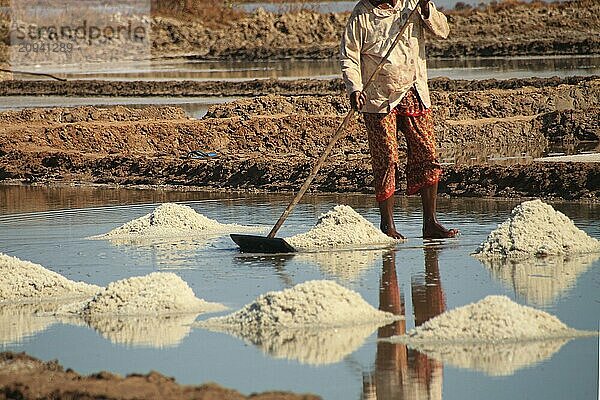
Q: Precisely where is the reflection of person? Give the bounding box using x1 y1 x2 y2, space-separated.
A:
362 247 445 400
340 0 458 239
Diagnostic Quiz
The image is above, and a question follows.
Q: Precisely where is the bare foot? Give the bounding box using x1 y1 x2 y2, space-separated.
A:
381 224 405 240
423 222 459 239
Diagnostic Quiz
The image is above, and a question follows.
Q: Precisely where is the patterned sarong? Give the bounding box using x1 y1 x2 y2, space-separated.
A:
363 88 442 201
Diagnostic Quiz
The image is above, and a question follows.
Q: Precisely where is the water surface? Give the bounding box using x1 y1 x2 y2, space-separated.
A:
17 56 600 82
0 185 598 399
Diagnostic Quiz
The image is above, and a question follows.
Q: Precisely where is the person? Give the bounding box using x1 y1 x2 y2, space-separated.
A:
340 0 459 239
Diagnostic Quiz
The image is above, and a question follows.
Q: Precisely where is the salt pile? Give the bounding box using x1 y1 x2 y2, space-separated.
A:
0 253 100 303
206 323 382 366
200 280 400 329
474 199 600 258
393 295 590 343
482 253 599 306
285 205 398 250
59 272 225 316
95 203 259 239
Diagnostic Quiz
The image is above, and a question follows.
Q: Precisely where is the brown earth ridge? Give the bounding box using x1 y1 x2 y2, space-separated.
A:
151 0 599 60
0 76 598 201
0 0 597 63
0 352 320 400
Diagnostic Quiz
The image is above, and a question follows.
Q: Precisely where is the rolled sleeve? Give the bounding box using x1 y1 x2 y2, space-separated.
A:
421 2 450 39
340 15 364 95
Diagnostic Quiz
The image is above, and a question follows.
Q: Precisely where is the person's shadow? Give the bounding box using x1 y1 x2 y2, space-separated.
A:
362 246 446 400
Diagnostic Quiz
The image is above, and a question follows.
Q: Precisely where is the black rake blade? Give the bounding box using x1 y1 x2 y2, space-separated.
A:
230 234 297 254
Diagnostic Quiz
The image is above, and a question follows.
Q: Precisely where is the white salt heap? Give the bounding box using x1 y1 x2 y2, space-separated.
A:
0 253 100 303
200 280 400 329
95 203 259 239
474 199 600 258
285 205 398 250
60 272 225 316
395 295 589 343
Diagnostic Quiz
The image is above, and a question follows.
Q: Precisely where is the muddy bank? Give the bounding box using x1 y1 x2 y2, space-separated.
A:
0 77 598 201
0 1 597 65
0 75 597 98
0 352 319 400
149 1 599 60
2 149 598 201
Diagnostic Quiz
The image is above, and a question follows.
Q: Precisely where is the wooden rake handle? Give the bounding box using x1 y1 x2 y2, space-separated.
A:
267 2 421 238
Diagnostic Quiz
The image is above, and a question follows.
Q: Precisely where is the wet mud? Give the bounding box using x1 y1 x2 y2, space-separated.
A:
0 77 598 201
0 352 320 400
0 75 597 98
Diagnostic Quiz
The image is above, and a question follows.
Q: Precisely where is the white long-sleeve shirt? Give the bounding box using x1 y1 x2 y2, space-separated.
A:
340 0 449 113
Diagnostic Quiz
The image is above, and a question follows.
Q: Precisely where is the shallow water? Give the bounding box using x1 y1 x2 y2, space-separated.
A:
0 95 237 119
0 185 598 399
20 55 600 82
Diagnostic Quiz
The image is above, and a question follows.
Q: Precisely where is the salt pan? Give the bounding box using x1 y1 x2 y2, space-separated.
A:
474 199 600 258
285 205 398 250
0 253 100 303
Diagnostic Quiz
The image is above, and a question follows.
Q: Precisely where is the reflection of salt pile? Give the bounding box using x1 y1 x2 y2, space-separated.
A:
474 200 600 258
198 280 399 365
0 253 100 303
398 295 587 342
207 323 381 365
201 280 399 328
105 238 211 270
0 302 61 345
481 254 599 306
297 249 382 282
286 205 398 250
61 272 225 316
407 339 569 376
82 314 199 348
94 203 258 239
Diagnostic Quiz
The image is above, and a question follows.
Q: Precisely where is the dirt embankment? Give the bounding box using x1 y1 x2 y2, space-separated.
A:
0 352 320 400
0 77 598 201
0 75 597 98
149 0 599 60
0 1 596 63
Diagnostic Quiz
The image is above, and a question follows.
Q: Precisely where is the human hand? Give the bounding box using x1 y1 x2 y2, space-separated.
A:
350 90 366 111
419 0 430 17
